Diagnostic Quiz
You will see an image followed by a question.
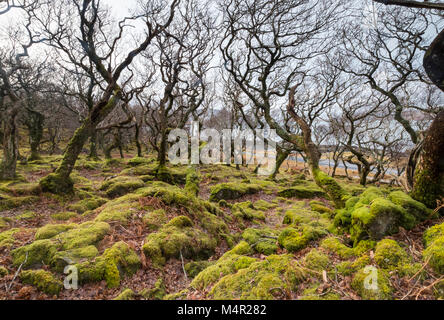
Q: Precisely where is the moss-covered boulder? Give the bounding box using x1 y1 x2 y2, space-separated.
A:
51 245 99 272
190 241 255 290
374 239 410 269
388 191 432 221
351 267 393 300
12 239 60 268
20 269 63 296
69 197 107 213
185 261 214 278
209 254 306 300
242 228 279 255
142 216 217 267
336 188 420 244
423 222 444 274
77 241 141 288
278 186 326 199
0 195 39 211
100 176 145 198
209 182 262 202
51 211 78 221
0 266 8 277
35 223 76 240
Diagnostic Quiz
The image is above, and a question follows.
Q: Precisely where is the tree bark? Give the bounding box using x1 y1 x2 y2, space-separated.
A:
0 104 20 180
411 110 444 209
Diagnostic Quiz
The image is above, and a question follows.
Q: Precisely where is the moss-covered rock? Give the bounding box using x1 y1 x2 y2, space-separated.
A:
320 237 355 259
231 201 266 221
0 228 20 248
77 241 141 288
423 223 444 274
100 176 145 198
12 239 60 268
143 209 168 231
57 221 110 250
0 266 8 277
300 284 341 300
114 288 136 300
39 173 74 194
388 191 432 221
209 254 306 300
142 217 217 267
20 269 63 296
351 267 393 300
51 245 99 272
69 197 107 213
209 182 262 202
127 156 152 167
0 195 39 211
35 223 76 240
278 186 326 199
184 166 200 196
190 241 255 290
374 239 409 269
51 211 78 221
140 278 166 300
241 228 278 255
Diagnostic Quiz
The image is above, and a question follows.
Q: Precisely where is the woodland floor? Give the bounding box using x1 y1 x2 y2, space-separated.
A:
0 152 443 300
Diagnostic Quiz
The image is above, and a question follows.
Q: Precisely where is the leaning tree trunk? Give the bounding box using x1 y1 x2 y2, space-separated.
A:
269 147 290 180
134 122 143 157
287 87 347 208
40 88 122 193
411 110 444 209
0 105 20 180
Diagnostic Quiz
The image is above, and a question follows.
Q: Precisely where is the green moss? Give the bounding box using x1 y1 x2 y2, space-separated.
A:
57 221 110 250
77 241 141 288
140 279 166 300
277 186 326 199
163 289 189 300
411 168 441 209
388 191 433 221
100 176 145 198
94 193 140 224
51 211 78 221
39 173 74 194
300 284 341 300
320 237 355 259
0 182 41 196
304 249 330 271
335 255 372 276
35 223 76 240
278 228 308 253
351 267 393 300
12 239 60 268
51 245 99 272
374 239 409 269
231 201 266 221
184 166 200 196
312 169 348 208
423 222 444 248
142 219 217 267
0 266 8 277
185 261 214 278
254 200 277 211
69 197 107 213
114 288 136 300
127 156 152 167
310 203 334 216
0 195 39 211
209 254 306 300
209 182 262 202
190 241 255 290
241 228 279 255
20 270 63 296
350 197 416 244
0 228 22 248
423 237 444 274
143 209 167 231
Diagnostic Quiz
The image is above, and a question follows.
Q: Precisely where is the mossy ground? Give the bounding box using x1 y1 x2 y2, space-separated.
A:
0 153 442 300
